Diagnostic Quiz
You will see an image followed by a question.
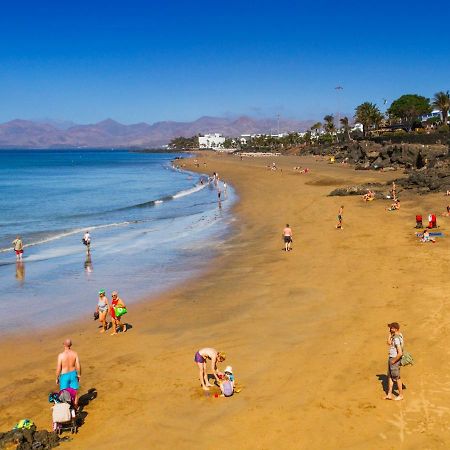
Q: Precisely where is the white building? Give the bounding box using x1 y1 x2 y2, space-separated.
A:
198 133 225 149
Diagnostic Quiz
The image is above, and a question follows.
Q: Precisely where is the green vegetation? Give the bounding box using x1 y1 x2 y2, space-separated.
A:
432 91 450 126
354 102 383 136
387 94 431 131
168 136 198 149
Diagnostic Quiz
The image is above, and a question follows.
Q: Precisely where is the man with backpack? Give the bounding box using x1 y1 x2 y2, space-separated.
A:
385 322 404 401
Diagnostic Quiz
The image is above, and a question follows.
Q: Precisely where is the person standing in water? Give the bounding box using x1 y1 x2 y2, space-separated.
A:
82 231 91 254
336 206 344 229
12 236 24 261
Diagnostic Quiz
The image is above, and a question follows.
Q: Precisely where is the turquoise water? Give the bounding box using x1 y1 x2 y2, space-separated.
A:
0 150 234 334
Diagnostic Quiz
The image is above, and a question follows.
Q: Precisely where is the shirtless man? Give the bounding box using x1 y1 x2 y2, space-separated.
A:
194 347 226 391
283 224 293 251
56 339 81 392
12 236 24 261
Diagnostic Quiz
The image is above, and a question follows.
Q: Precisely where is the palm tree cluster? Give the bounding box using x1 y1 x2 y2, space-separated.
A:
432 91 450 126
354 102 383 136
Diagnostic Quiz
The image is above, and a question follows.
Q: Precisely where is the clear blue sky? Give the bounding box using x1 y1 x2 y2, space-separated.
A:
1 0 449 124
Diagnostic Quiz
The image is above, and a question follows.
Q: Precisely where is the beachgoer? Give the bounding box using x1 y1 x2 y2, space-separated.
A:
219 369 234 397
194 348 226 391
218 189 222 202
282 224 293 251
223 182 228 197
12 236 23 261
442 206 450 217
420 229 435 243
56 339 81 391
82 231 91 253
110 291 127 335
336 206 344 229
385 322 404 401
391 181 397 201
387 199 400 211
96 289 109 333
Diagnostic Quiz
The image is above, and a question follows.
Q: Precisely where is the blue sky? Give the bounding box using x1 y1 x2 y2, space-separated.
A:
0 0 449 124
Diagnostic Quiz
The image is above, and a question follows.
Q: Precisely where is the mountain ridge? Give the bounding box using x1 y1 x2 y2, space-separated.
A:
0 116 317 148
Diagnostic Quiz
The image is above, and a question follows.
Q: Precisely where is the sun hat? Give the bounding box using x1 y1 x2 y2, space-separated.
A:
224 366 233 374
98 289 105 295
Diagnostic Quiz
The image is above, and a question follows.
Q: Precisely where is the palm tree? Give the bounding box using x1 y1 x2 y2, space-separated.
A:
310 122 322 136
340 116 351 141
323 115 335 133
432 91 450 126
354 102 382 137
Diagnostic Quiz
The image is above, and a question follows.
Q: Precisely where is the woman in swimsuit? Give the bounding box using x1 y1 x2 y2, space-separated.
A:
110 291 127 335
96 289 109 333
194 347 226 391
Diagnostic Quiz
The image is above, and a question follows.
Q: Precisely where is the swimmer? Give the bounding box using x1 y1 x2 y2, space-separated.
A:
336 206 344 229
12 235 24 261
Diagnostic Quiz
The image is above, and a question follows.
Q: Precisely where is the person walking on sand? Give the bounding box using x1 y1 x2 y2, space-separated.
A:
96 289 109 333
12 236 24 261
385 322 404 401
194 348 226 391
110 291 127 335
56 339 81 391
283 224 293 251
336 206 344 229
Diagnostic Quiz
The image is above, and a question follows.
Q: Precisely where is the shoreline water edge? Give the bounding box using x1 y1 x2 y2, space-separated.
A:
0 150 236 337
0 151 449 450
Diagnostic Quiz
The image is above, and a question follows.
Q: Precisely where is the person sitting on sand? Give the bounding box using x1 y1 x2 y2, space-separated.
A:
442 206 450 217
219 367 235 397
282 224 293 251
420 229 435 243
362 190 375 202
96 289 109 333
385 322 404 401
194 348 226 391
387 199 400 211
110 291 127 335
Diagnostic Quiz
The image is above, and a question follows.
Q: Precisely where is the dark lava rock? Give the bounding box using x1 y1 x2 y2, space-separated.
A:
329 183 385 197
0 428 60 450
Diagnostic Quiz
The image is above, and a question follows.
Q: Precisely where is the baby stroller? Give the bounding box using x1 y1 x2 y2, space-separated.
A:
49 390 78 435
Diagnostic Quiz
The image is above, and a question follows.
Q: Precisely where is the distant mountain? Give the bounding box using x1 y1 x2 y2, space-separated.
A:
0 116 317 149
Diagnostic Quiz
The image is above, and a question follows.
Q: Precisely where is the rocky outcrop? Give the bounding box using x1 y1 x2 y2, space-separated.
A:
395 159 450 193
328 183 385 197
0 427 61 450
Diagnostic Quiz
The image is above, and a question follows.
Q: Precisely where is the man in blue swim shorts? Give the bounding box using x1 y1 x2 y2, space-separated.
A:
56 338 81 391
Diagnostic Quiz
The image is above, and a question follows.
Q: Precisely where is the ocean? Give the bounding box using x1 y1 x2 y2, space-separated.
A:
0 150 234 334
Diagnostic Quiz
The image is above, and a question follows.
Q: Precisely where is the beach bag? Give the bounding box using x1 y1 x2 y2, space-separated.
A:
93 311 99 320
222 381 234 397
52 402 71 423
114 306 127 317
401 351 414 366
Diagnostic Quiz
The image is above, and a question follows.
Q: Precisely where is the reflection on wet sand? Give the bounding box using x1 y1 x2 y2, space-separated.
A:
15 261 25 284
84 254 93 274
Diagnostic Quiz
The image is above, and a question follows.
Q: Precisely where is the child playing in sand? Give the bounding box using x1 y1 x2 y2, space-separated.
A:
217 366 235 397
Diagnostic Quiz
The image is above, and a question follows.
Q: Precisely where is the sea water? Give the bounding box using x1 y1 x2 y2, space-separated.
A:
0 150 234 334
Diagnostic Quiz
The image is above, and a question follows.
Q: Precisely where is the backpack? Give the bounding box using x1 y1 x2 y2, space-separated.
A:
222 381 234 397
52 402 71 423
395 335 414 366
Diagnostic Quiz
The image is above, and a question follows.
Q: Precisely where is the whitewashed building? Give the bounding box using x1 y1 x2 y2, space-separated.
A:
198 133 225 149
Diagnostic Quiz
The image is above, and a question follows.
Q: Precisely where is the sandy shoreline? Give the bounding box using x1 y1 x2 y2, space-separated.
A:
1 153 449 449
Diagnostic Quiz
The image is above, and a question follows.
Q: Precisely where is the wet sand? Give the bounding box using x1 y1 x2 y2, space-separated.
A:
1 153 449 449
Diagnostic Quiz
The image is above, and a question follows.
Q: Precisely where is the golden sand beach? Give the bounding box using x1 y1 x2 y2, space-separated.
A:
0 153 449 449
